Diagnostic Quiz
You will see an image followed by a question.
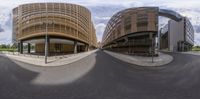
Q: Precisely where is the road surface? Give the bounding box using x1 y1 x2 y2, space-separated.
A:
0 50 200 99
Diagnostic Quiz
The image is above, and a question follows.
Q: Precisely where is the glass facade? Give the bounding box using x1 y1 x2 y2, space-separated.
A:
185 18 194 45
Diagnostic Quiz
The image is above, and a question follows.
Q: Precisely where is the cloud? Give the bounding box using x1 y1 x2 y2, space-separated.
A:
95 23 106 42
160 0 200 9
95 16 110 20
71 0 145 7
0 6 12 44
88 4 124 21
0 28 12 44
159 17 170 28
0 25 4 32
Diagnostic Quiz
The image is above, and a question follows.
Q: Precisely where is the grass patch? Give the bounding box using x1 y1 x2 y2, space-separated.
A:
192 47 200 51
0 48 17 52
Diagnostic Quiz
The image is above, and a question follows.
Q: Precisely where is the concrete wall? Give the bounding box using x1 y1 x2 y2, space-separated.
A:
168 19 184 51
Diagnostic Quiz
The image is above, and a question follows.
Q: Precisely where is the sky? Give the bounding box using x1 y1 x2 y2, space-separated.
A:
0 0 200 45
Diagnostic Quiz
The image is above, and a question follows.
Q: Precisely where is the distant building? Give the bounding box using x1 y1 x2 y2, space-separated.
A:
160 17 194 52
12 3 97 55
97 42 101 48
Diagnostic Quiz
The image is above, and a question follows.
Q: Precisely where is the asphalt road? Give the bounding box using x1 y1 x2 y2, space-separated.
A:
0 50 200 99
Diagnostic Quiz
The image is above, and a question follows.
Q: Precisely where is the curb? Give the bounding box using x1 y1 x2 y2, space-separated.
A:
104 50 173 66
0 50 98 67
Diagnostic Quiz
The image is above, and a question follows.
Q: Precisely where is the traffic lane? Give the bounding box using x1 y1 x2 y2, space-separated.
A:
0 50 200 99
97 51 200 99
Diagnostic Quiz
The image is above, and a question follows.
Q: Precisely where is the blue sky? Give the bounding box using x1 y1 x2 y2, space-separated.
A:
0 0 200 45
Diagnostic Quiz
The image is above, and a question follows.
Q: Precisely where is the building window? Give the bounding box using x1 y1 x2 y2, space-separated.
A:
124 16 131 34
137 13 148 31
55 44 63 52
137 22 148 31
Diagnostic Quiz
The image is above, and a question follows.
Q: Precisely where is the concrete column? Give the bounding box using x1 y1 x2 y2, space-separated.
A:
28 43 31 54
149 33 153 54
45 36 50 56
182 43 184 52
85 44 88 51
87 45 89 51
17 42 20 52
20 41 23 54
74 41 77 54
180 42 182 51
177 42 180 51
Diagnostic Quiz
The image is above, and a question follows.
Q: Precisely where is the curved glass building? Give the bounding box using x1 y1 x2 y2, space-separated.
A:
13 3 97 55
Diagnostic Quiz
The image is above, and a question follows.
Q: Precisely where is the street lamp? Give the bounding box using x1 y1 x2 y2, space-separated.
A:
151 37 154 63
150 33 154 63
45 3 48 64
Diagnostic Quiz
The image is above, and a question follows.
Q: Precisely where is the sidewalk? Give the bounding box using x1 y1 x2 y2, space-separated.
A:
0 50 98 66
104 50 173 66
179 51 200 56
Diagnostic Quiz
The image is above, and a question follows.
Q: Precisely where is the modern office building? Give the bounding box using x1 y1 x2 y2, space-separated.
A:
160 17 194 52
12 3 97 55
101 7 185 55
102 7 159 55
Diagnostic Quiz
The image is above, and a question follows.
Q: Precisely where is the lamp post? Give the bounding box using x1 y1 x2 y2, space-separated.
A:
45 3 48 64
152 37 154 63
150 33 154 63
